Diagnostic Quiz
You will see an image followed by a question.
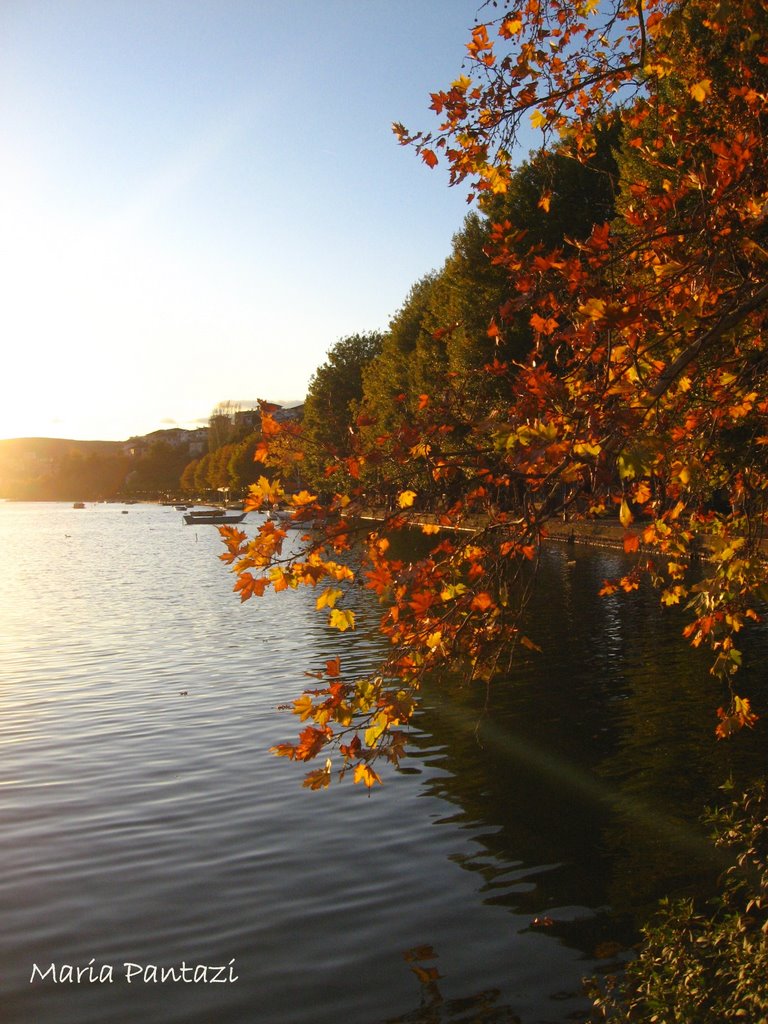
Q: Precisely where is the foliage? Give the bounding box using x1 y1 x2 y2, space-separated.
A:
591 782 768 1022
301 332 383 489
123 440 190 497
225 0 768 788
179 403 270 498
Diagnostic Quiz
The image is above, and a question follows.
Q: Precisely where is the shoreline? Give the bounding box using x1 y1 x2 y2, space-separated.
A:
346 506 633 549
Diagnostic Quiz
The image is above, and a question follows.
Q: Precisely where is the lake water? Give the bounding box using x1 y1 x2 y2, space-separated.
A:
1 502 767 1024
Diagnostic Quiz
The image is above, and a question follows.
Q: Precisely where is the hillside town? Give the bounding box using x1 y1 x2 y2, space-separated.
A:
0 402 303 502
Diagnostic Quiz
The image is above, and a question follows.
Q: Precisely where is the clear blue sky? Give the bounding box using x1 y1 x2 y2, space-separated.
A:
0 0 485 440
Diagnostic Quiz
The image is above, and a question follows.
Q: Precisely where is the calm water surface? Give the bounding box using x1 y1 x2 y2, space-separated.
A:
1 502 767 1024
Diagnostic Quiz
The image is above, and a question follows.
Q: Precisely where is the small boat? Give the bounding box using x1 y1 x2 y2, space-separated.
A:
175 505 189 511
267 508 316 530
73 502 85 509
185 507 226 518
183 511 246 525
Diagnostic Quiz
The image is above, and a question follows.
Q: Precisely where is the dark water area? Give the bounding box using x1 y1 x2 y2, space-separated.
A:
1 502 766 1024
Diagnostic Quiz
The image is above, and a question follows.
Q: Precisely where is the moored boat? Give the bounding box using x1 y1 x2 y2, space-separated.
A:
183 511 246 525
184 507 225 518
267 508 316 530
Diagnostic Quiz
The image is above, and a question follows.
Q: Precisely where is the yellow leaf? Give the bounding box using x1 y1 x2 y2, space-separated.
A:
530 109 547 129
482 163 508 194
409 442 432 458
619 499 634 528
673 463 691 485
451 74 472 92
353 763 383 788
579 297 606 321
292 694 314 721
503 17 523 34
291 489 318 507
398 490 417 508
365 711 388 748
316 587 343 610
573 441 602 457
248 475 285 508
538 191 552 213
689 78 712 102
328 608 355 632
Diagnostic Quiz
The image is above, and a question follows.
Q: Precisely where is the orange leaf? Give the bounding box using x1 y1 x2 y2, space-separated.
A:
295 726 331 761
233 573 268 602
409 590 437 615
619 499 633 528
302 766 331 790
530 313 559 336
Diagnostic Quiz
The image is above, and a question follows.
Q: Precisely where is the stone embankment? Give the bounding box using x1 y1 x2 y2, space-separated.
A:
346 506 633 549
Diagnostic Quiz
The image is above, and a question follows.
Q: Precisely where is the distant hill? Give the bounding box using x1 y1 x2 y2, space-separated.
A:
0 437 129 501
0 432 197 501
0 406 301 501
0 437 124 458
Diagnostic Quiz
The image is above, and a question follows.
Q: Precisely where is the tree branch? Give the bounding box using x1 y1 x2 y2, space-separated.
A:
647 281 768 405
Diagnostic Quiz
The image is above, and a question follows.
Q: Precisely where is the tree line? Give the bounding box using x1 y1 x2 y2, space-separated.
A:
229 0 768 779
226 2 768 1016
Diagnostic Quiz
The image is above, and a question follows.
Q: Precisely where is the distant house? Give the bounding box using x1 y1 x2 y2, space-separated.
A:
233 409 260 433
185 428 208 456
123 427 209 458
273 403 304 423
123 439 148 458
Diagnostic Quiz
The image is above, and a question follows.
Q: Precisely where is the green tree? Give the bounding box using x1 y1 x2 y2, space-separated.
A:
301 332 383 489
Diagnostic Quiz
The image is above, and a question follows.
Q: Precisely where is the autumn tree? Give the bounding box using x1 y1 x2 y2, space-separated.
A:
224 0 768 790
228 433 267 495
180 458 199 496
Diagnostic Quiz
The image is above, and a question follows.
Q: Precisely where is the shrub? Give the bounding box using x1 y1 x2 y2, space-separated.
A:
591 782 768 1023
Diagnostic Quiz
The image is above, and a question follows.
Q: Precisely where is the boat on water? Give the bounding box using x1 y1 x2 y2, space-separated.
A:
73 502 85 509
183 511 247 526
184 507 226 518
267 508 316 530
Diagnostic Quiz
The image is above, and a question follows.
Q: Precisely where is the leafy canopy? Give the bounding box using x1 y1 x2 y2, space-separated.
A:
225 0 768 788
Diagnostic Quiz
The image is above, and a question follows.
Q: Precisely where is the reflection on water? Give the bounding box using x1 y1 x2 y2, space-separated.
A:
0 504 767 1024
414 545 768 929
384 945 521 1024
